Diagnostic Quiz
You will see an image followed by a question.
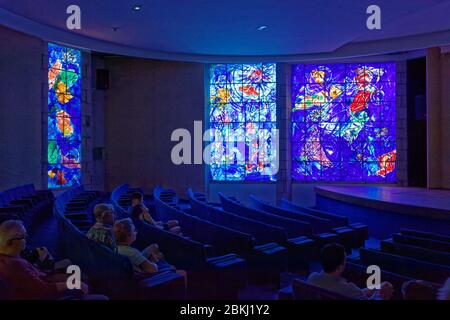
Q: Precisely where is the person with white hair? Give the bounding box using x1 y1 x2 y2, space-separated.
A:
0 219 88 299
113 218 187 283
0 213 71 272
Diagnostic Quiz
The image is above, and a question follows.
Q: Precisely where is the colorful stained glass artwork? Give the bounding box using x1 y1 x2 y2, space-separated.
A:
47 43 81 188
292 63 396 182
209 63 277 181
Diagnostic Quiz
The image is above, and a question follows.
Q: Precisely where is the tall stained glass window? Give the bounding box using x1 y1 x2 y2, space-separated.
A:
291 63 396 182
47 43 82 188
209 63 277 181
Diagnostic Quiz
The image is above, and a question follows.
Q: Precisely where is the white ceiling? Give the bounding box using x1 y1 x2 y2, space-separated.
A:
1 0 450 62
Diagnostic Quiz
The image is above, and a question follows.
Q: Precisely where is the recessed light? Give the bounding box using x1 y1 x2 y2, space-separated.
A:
132 4 142 11
256 25 268 31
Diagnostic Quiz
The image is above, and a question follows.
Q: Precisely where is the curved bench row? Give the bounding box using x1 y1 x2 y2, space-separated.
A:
0 183 54 227
111 184 247 298
55 187 185 300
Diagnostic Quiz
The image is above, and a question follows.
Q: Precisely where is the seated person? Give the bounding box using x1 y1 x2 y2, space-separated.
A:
86 203 117 251
0 214 70 272
307 243 394 300
0 219 90 300
113 218 185 279
131 202 181 235
402 280 435 300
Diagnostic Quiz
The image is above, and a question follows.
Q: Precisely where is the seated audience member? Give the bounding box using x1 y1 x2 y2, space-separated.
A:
131 202 182 235
0 214 70 272
438 277 450 300
0 220 90 299
401 280 435 300
307 243 394 300
128 192 149 215
87 203 117 251
113 218 184 277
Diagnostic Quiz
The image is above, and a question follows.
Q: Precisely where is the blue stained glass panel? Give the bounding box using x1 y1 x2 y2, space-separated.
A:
292 63 396 182
209 63 277 181
47 43 81 188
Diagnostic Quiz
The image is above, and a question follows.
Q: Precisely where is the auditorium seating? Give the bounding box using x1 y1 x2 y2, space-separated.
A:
111 184 248 299
381 238 450 266
250 195 360 251
0 184 54 227
278 262 415 300
358 248 450 284
219 193 318 272
187 189 288 285
55 185 102 233
54 187 186 300
292 279 358 300
392 233 450 253
280 198 369 248
400 228 450 243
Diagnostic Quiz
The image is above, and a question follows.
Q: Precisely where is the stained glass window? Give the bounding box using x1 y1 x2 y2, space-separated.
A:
291 63 396 182
209 63 277 181
47 43 81 188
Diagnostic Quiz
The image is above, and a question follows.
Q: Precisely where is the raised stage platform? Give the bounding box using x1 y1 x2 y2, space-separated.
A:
314 186 450 238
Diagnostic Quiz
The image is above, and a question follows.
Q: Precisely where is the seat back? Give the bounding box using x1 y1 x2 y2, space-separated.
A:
359 248 450 284
111 183 129 205
280 198 348 227
250 195 332 233
344 262 413 300
292 279 356 300
54 187 137 298
400 229 450 243
188 190 287 245
133 219 207 271
381 239 450 266
393 233 450 253
220 193 313 238
155 188 254 257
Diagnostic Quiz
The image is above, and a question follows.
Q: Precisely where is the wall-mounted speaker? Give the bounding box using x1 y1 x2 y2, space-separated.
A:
93 147 104 161
96 69 109 90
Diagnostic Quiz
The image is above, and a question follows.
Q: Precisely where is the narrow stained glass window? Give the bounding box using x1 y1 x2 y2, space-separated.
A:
47 43 82 188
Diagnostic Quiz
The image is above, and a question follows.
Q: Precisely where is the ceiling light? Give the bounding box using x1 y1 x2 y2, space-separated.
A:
132 4 142 11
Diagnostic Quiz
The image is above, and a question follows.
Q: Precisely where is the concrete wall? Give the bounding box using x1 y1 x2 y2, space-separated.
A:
103 57 205 195
0 26 44 191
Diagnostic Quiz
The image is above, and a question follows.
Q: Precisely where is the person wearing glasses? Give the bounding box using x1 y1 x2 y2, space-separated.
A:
0 214 71 273
0 219 89 299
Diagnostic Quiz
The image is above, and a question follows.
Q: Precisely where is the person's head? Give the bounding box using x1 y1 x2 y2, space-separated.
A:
0 220 28 256
113 218 137 245
131 192 143 207
93 203 115 225
321 243 346 276
0 214 20 225
437 277 450 300
402 280 435 300
131 204 145 221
